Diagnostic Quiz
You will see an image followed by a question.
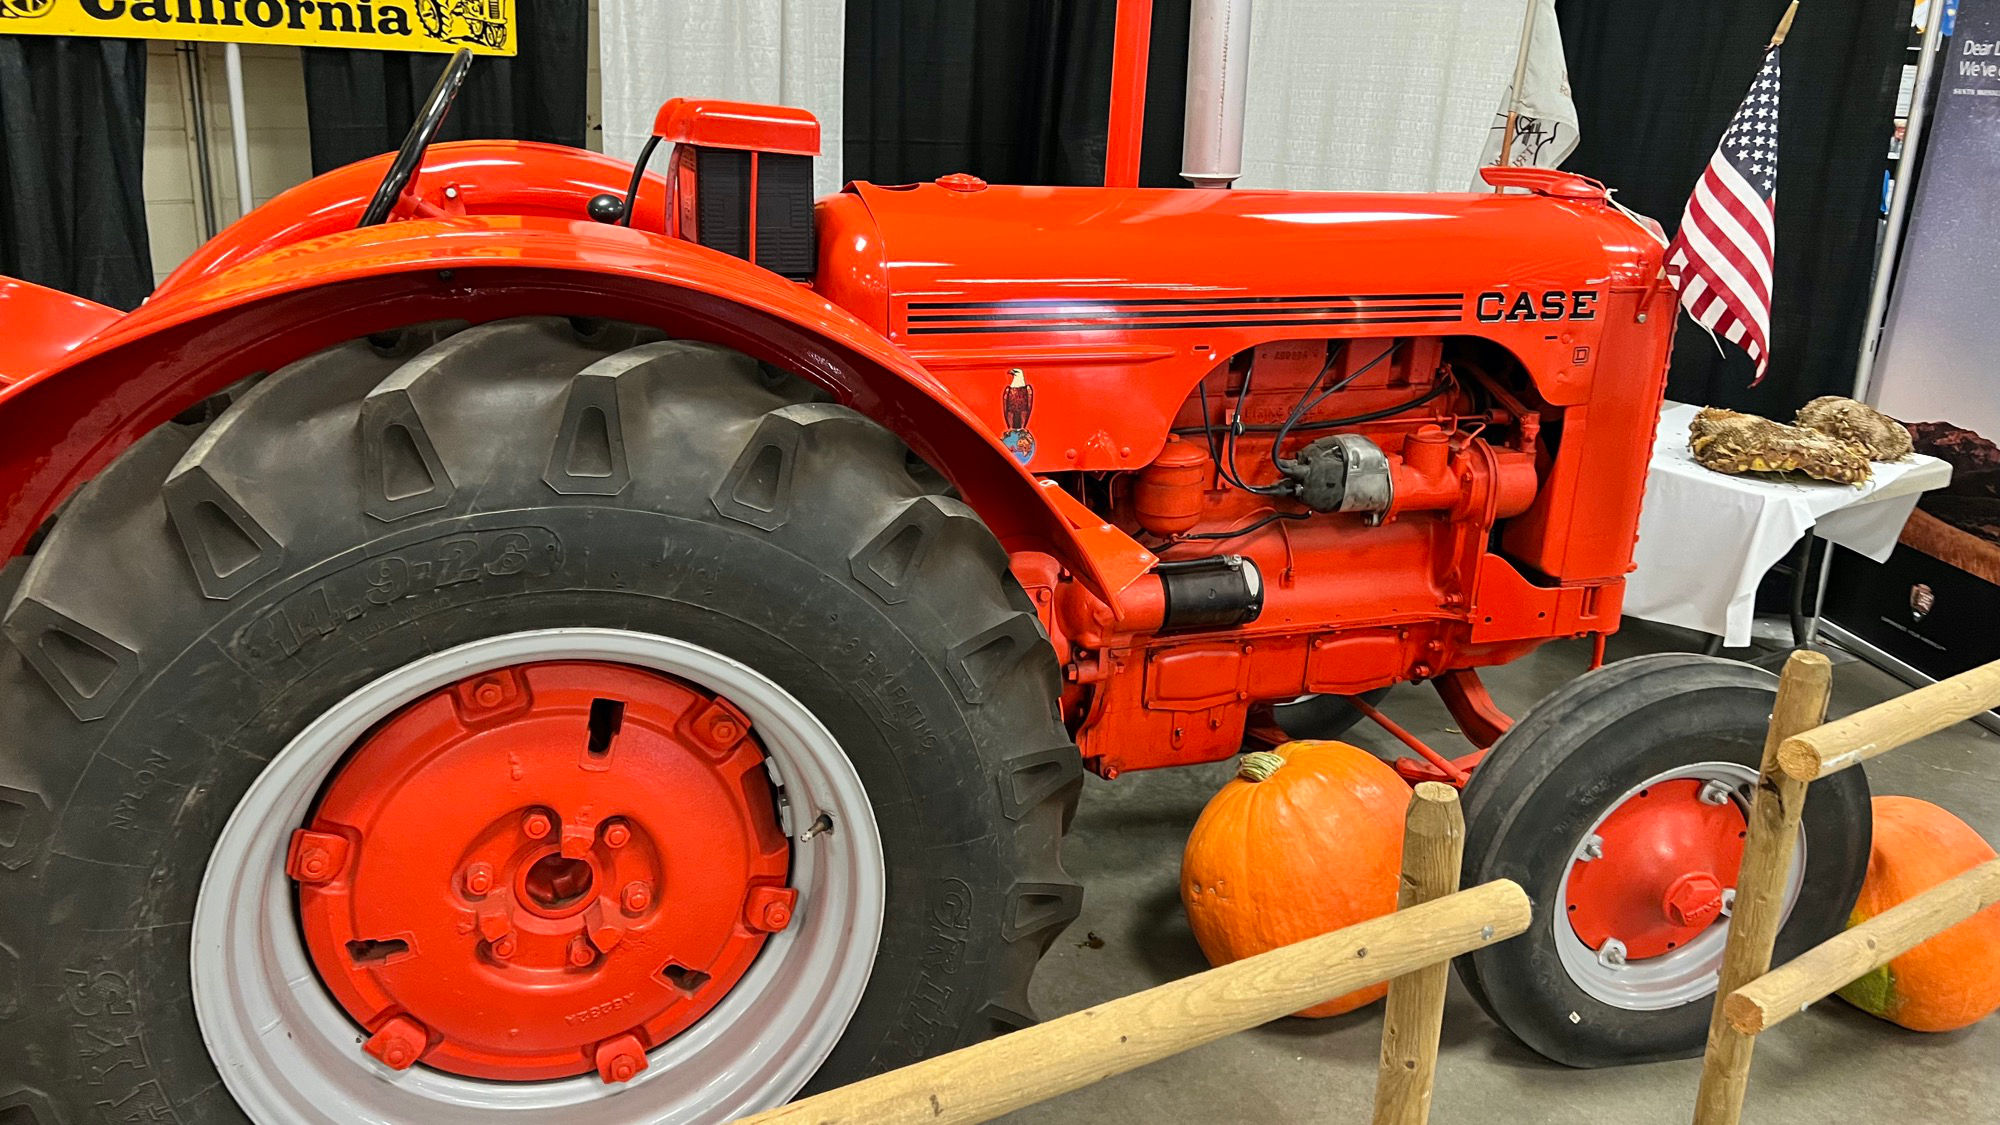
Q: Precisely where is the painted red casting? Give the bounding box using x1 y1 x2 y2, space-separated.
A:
1564 779 1747 962
292 661 792 1082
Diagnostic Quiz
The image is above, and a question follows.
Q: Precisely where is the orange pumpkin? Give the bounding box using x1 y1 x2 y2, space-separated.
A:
1180 741 1407 1017
1836 796 2000 1032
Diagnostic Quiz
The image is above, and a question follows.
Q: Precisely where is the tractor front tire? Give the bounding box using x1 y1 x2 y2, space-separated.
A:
0 318 1081 1122
1453 654 1869 1068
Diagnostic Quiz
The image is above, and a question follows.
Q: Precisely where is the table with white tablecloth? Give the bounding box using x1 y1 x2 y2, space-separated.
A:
1623 402 1953 647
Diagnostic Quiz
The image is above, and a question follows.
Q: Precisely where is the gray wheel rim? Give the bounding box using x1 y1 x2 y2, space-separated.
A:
191 628 885 1123
1553 760 1805 1011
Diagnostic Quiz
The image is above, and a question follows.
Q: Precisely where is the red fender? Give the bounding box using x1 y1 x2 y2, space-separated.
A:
0 212 1139 597
157 141 673 291
0 278 122 386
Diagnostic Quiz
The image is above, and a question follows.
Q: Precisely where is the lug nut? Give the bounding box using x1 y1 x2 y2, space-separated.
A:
363 1015 430 1071
623 881 651 912
594 1033 649 1084
473 680 506 707
745 886 799 933
712 719 739 743
463 862 494 896
603 821 631 848
490 934 516 959
522 809 553 839
285 828 350 885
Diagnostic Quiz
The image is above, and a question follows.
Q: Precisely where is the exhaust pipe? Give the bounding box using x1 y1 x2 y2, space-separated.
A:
1180 0 1252 188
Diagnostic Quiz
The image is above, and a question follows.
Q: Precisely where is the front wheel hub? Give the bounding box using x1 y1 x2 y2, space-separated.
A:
292 661 792 1081
1564 778 1746 961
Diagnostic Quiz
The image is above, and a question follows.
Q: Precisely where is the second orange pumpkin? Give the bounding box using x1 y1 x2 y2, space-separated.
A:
1180 741 1408 1018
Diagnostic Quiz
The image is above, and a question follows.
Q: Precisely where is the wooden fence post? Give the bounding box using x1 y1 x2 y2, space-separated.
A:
1372 782 1466 1125
1691 650 1833 1125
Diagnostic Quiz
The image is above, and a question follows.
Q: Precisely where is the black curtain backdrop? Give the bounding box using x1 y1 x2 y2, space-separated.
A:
300 0 590 174
0 36 151 310
844 0 1189 188
1556 0 1908 414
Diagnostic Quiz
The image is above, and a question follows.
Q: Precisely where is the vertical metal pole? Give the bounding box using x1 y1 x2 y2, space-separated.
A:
1494 0 1537 177
224 43 255 220
1104 0 1154 188
181 43 220 240
1180 0 1252 188
1852 8 1948 400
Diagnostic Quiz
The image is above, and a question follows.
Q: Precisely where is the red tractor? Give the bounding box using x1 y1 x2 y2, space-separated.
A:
0 8 1867 1122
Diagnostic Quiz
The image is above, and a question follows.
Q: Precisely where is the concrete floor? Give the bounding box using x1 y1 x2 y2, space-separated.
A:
1014 621 2000 1124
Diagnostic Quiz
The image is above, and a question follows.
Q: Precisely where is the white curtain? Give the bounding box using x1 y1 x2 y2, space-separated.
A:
600 0 846 199
1238 0 1537 192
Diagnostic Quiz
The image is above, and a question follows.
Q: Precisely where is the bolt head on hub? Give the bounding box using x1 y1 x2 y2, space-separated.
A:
521 809 554 839
622 881 652 912
364 1015 431 1071
463 862 494 896
603 820 632 848
593 1033 649 1084
285 829 350 884
745 885 799 933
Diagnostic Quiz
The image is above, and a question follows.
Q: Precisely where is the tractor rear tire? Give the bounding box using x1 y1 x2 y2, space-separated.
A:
1453 654 1870 1068
0 318 1082 1122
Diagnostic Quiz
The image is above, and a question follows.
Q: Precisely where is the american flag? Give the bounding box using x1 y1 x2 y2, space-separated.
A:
1666 47 1781 383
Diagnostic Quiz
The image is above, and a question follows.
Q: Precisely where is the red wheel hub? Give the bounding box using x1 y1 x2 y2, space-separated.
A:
289 661 794 1082
1564 779 1746 961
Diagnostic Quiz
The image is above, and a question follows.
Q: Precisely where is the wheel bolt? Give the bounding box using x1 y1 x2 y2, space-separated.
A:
594 1032 649 1084
569 937 597 967
745 886 799 933
463 862 494 896
285 829 350 885
363 1015 430 1071
712 719 739 743
622 881 651 912
490 935 516 959
522 809 553 839
1578 834 1604 862
603 821 631 848
1698 779 1735 806
474 679 506 707
1597 938 1629 969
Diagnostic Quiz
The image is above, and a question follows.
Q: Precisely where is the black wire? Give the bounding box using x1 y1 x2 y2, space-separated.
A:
1271 341 1401 471
1166 510 1312 544
620 135 663 227
1174 378 1452 437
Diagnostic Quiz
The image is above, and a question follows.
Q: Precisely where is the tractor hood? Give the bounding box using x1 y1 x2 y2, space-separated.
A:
821 174 1664 351
812 172 1670 475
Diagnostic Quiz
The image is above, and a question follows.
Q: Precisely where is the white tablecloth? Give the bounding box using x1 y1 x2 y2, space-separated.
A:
1624 402 1953 646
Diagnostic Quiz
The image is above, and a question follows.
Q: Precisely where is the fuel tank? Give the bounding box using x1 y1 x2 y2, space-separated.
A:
816 174 1668 475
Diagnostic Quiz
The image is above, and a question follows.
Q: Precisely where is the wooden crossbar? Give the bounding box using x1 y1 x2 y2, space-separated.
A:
1726 857 2000 1035
1779 657 2000 781
1694 651 2000 1125
739 879 1528 1125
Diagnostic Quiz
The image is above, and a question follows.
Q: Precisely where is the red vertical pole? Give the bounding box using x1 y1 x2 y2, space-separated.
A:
1104 0 1153 188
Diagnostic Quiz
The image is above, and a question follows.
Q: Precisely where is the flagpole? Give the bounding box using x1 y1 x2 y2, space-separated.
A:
1493 0 1538 184
1769 1 1800 48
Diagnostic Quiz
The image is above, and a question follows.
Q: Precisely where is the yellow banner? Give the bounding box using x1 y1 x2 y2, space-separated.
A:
0 0 517 56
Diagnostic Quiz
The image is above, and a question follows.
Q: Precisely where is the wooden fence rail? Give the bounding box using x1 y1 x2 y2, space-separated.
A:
740 785 1523 1125
1693 654 2000 1125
